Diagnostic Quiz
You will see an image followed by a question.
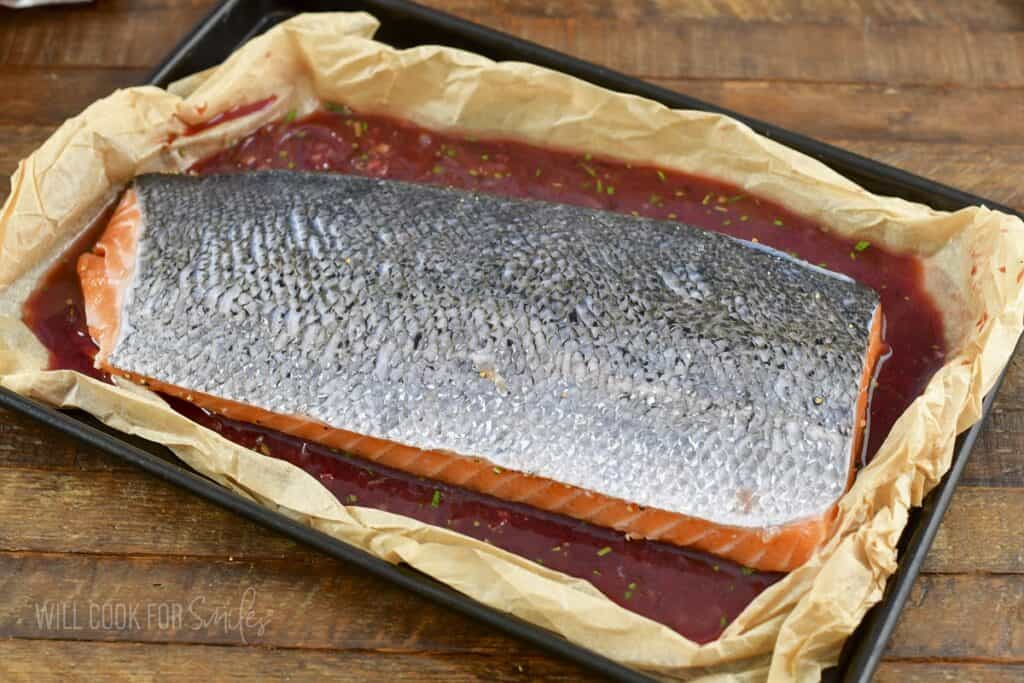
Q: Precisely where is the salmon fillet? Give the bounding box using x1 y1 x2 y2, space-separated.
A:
79 173 884 572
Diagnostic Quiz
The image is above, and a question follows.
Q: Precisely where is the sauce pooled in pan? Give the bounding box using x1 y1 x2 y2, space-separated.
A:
21 104 946 643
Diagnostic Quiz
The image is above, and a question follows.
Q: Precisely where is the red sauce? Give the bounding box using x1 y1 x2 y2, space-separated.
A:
168 394 777 643
22 210 113 382
20 104 947 643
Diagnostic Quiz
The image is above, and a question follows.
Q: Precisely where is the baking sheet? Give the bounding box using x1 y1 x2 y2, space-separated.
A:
1 11 1022 682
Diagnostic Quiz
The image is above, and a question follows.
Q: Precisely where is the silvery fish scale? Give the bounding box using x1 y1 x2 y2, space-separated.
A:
112 171 878 528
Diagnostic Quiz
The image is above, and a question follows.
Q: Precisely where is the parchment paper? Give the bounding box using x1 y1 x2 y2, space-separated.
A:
1 13 1022 682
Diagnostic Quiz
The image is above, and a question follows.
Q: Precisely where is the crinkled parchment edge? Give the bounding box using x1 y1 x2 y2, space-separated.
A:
1 12 1022 683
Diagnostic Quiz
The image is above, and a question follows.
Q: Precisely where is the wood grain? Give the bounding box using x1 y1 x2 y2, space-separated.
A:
1 1 1023 681
431 0 1024 31
418 1 1024 86
648 80 1024 145
0 553 529 653
0 467 302 558
0 639 588 682
888 574 1024 660
0 5 210 68
875 662 1024 683
924 488 1024 573
0 66 146 126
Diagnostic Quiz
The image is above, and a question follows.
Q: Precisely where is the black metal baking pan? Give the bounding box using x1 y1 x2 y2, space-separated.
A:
3 1 1021 681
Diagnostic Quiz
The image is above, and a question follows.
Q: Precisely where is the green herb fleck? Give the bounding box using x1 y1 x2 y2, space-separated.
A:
535 168 542 177
606 185 615 196
325 102 351 114
773 219 784 227
627 582 637 590
854 240 871 252
551 546 562 553
741 566 755 576
493 466 503 474
346 494 358 504
580 162 597 177
584 153 592 161
596 178 603 193
656 170 666 182
702 193 712 205
285 109 297 123
740 215 750 222
728 194 746 203
430 490 442 508
597 546 612 557
624 590 633 600
719 615 728 628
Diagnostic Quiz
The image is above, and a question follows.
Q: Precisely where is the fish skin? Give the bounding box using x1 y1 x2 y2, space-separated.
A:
81 171 880 570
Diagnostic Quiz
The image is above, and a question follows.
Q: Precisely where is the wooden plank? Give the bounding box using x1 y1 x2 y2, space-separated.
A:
0 409 88 471
970 408 1024 487
2 1 1022 87
0 552 1021 663
0 638 591 682
568 18 1024 85
0 4 212 68
648 80 1024 145
21 0 1021 32
0 468 301 558
876 662 1024 683
0 67 146 127
0 552 542 655
0 405 175 474
411 7 1024 86
428 0 1024 31
965 354 1024 487
924 487 1024 573
887 574 1024 661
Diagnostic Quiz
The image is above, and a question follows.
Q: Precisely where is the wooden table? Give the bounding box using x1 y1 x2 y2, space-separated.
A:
1 2 1021 681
